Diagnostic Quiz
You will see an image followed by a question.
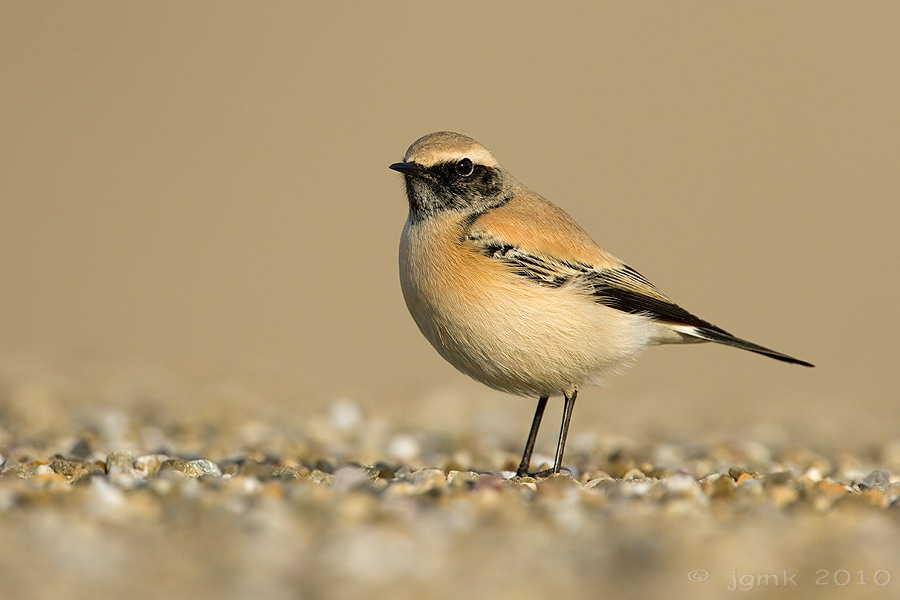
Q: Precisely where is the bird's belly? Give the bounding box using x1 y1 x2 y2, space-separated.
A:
400 224 656 396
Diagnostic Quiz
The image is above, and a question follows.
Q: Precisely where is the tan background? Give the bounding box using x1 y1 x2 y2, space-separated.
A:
2 2 898 443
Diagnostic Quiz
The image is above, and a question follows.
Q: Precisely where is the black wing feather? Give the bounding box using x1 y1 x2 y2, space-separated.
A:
586 270 731 335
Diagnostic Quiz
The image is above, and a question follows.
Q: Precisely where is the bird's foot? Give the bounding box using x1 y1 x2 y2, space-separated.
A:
518 466 573 479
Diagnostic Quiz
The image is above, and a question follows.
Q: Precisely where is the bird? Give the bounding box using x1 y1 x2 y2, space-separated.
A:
390 131 813 478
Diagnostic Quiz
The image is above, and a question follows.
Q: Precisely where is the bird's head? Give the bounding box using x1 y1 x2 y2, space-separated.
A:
390 132 513 222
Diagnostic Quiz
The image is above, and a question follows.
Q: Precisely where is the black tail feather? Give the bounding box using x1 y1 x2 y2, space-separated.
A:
692 327 814 367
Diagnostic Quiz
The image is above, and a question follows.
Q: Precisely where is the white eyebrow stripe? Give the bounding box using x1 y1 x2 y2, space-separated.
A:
410 146 499 169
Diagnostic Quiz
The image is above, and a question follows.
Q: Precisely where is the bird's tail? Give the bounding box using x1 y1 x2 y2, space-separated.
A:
678 325 814 367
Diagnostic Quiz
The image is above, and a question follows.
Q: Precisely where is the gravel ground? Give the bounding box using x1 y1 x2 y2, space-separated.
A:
1 362 898 600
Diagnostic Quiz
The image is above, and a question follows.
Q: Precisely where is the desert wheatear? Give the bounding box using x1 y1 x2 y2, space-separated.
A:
390 131 813 477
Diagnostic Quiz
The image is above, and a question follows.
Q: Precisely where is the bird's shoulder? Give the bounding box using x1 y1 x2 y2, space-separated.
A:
462 189 675 306
464 188 621 269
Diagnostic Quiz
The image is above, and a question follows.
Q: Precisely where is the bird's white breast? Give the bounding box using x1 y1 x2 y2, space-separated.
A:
399 215 659 397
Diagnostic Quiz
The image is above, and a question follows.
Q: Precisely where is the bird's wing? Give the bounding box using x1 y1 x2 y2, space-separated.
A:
463 192 814 367
463 191 721 329
465 224 727 332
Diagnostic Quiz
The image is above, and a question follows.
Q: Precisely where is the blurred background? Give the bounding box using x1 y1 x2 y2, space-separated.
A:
2 2 898 446
3 5 900 600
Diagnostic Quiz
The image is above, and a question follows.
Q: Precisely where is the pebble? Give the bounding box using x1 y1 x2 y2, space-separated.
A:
2 391 900 600
387 434 421 463
106 450 136 474
410 468 447 493
158 459 222 479
131 454 164 474
661 472 703 499
106 450 140 488
6 438 887 518
446 470 479 489
49 458 97 482
857 469 891 491
332 466 375 492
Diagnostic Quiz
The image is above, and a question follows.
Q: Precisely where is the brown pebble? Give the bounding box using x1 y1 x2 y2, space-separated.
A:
446 470 479 489
767 484 799 507
709 474 737 499
410 468 447 493
834 490 889 510
729 466 759 481
50 458 103 482
736 473 756 485
621 468 646 481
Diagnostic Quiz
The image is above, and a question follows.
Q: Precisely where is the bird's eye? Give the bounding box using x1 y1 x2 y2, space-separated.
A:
455 158 474 176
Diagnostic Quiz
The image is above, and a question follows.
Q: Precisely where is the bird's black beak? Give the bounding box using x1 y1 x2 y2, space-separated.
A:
389 161 425 177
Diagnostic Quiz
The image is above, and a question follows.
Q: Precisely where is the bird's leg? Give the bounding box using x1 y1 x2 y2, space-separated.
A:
552 390 578 474
515 396 548 477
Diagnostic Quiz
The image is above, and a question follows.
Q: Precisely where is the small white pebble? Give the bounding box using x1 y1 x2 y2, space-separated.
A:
177 478 202 498
0 487 14 511
149 477 173 495
664 472 699 493
652 444 685 470
805 467 823 482
387 434 421 463
738 440 772 464
621 479 654 496
188 459 222 478
87 477 127 517
134 454 171 477
235 476 262 494
332 466 373 492
34 464 54 476
584 476 613 489
330 399 363 431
